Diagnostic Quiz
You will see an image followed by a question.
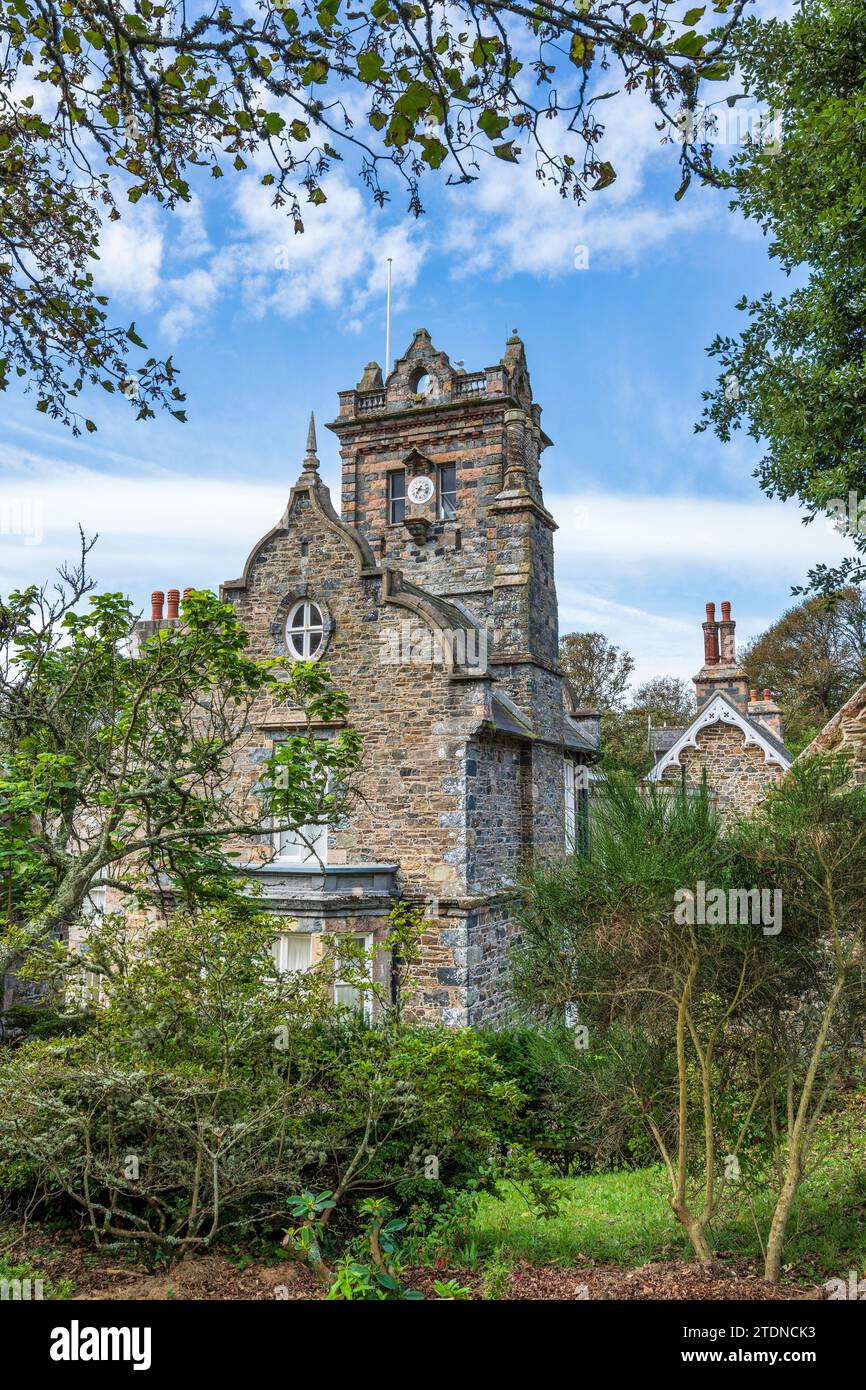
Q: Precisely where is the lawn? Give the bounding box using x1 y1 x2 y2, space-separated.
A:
472 1103 866 1285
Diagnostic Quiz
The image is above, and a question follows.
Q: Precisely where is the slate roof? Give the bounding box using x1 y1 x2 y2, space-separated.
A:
649 726 686 755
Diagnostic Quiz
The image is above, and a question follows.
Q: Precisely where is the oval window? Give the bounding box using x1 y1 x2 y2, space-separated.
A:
286 599 325 659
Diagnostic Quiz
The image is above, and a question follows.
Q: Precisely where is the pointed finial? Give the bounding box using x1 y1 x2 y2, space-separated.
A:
303 411 319 472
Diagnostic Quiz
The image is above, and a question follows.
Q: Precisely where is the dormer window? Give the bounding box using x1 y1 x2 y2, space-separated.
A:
387 469 406 525
438 464 457 520
286 599 324 659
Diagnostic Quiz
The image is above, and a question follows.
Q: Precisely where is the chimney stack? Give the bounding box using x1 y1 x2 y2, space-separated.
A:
718 600 736 664
749 687 784 743
702 602 720 665
166 588 180 620
694 599 750 714
151 591 165 621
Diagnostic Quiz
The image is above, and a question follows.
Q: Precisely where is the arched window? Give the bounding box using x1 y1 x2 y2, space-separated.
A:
286 599 325 659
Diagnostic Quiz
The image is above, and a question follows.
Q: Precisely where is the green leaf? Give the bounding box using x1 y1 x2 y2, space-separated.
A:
683 7 706 23
570 33 596 66
700 63 732 80
629 13 647 34
593 161 617 190
478 108 508 141
263 112 285 136
357 50 384 83
419 136 447 168
302 59 329 86
672 31 706 57
493 140 519 162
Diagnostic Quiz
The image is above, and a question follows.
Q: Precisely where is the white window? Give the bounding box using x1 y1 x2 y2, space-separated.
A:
286 599 325 660
271 932 312 973
271 738 330 865
84 885 107 918
564 759 576 848
438 463 457 520
387 470 406 525
333 933 373 1019
275 818 328 865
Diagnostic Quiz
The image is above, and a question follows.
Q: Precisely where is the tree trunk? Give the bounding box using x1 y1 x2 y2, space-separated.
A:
671 1201 717 1267
763 973 846 1283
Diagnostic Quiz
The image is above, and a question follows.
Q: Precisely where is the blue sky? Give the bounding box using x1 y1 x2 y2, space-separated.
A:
0 0 849 687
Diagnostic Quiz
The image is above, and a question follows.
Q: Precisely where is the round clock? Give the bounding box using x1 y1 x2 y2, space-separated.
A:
407 475 435 506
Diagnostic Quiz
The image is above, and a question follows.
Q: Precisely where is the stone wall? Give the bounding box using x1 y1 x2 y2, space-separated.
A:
661 721 785 816
798 680 866 781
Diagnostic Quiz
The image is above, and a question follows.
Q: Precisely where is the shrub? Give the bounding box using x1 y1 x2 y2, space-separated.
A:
0 905 526 1263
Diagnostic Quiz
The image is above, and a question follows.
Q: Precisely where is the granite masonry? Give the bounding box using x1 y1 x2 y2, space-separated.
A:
799 680 866 780
140 331 598 1026
647 601 792 816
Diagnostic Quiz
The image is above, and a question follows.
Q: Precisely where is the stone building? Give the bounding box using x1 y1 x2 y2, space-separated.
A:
647 601 792 814
142 330 598 1026
798 681 866 779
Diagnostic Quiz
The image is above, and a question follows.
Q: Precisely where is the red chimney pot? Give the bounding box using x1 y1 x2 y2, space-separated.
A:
705 602 716 621
750 689 758 702
151 591 164 621
763 688 771 701
721 600 732 621
166 588 180 620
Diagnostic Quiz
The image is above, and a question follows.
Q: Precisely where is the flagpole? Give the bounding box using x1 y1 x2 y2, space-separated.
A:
385 257 392 376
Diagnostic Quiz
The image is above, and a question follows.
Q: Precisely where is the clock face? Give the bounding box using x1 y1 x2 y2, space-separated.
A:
407 475 435 506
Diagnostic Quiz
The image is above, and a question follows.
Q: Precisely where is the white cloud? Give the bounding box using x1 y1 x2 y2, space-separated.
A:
443 85 721 279
230 174 426 324
1 456 851 686
550 490 850 576
93 205 165 307
159 266 224 342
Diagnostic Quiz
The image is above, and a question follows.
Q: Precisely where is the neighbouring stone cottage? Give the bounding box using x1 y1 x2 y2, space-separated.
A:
138 330 599 1026
798 681 866 779
646 601 792 815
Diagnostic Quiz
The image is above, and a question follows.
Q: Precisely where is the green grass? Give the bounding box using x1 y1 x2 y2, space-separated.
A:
472 1107 866 1283
473 1167 687 1267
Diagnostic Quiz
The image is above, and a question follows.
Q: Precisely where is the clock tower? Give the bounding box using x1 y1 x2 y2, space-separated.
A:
327 327 560 685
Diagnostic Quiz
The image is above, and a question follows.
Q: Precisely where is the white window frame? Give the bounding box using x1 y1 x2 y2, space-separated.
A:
333 932 374 1020
387 470 406 525
271 739 330 866
564 758 576 848
271 931 313 974
438 463 457 520
274 817 329 865
286 599 325 660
